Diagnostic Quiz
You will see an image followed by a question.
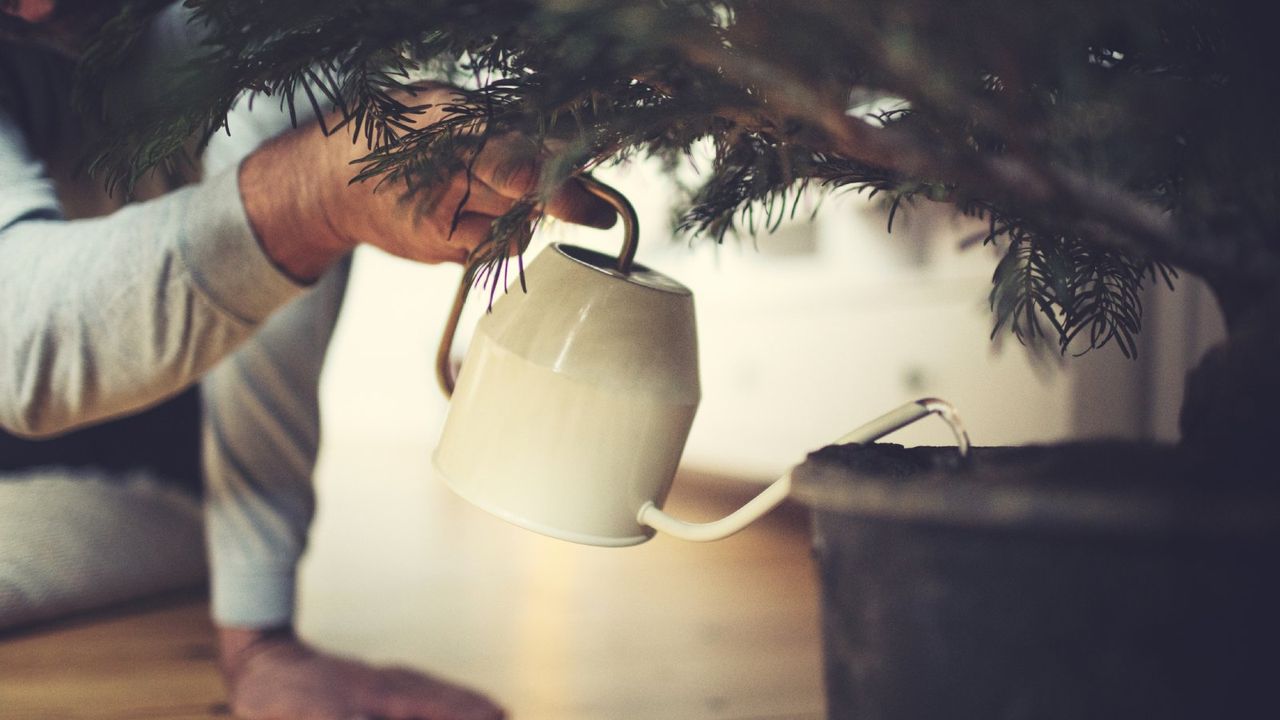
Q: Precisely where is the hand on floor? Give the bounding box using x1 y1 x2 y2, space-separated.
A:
217 626 505 720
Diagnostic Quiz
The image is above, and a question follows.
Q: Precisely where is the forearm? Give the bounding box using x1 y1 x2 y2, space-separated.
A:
0 168 304 437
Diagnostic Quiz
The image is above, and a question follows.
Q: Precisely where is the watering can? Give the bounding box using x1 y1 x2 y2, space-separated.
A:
432 176 969 546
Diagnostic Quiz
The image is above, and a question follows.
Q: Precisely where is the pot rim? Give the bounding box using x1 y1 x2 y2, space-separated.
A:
791 443 1280 537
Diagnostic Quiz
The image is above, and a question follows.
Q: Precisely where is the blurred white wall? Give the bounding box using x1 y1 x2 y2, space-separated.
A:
319 159 1226 483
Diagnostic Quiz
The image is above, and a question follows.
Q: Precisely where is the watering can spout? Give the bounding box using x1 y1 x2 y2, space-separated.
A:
637 473 795 542
636 398 971 542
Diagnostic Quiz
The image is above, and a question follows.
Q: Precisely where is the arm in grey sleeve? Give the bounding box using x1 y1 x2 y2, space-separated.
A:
0 109 305 438
202 255 350 628
197 83 350 628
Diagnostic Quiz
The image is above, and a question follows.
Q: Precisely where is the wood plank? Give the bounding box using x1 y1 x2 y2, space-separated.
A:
0 467 825 720
0 594 227 720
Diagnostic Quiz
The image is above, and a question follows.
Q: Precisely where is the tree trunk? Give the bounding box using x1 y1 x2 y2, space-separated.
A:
1178 278 1280 475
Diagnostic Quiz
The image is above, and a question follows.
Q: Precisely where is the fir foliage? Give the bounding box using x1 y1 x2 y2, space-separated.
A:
73 0 1280 355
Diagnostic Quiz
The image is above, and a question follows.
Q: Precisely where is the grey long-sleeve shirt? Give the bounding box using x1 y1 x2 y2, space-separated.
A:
1 7 325 629
0 19 303 436
0 122 303 436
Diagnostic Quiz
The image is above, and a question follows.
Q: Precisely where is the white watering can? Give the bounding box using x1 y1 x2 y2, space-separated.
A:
433 177 969 546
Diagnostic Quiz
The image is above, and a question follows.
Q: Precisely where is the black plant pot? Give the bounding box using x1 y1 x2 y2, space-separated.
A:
791 443 1280 720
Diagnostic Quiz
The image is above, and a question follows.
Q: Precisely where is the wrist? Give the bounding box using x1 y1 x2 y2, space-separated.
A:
238 125 354 283
216 625 298 680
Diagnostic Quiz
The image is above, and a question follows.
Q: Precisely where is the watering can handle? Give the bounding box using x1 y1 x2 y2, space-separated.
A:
436 175 640 397
637 398 972 542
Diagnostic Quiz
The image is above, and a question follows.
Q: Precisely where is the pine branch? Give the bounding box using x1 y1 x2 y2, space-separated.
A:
674 28 1280 286
67 0 1280 354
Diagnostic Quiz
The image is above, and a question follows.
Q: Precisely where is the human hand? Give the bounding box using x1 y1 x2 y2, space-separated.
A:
240 83 615 281
217 626 505 720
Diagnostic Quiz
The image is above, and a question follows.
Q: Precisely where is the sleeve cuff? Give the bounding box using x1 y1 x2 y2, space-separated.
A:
209 563 296 628
177 166 306 325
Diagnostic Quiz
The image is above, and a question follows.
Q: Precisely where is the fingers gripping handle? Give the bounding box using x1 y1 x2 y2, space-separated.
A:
436 175 639 398
637 398 971 542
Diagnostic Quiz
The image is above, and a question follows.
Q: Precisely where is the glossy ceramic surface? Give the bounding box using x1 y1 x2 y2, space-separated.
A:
433 243 700 545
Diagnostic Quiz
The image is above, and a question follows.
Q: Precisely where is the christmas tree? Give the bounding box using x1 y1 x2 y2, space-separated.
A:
78 0 1280 462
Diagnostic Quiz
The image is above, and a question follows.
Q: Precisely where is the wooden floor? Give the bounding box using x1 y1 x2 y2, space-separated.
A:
0 465 825 720
0 596 227 720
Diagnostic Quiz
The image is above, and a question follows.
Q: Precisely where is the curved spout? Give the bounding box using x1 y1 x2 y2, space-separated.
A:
636 398 971 542
637 471 795 542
